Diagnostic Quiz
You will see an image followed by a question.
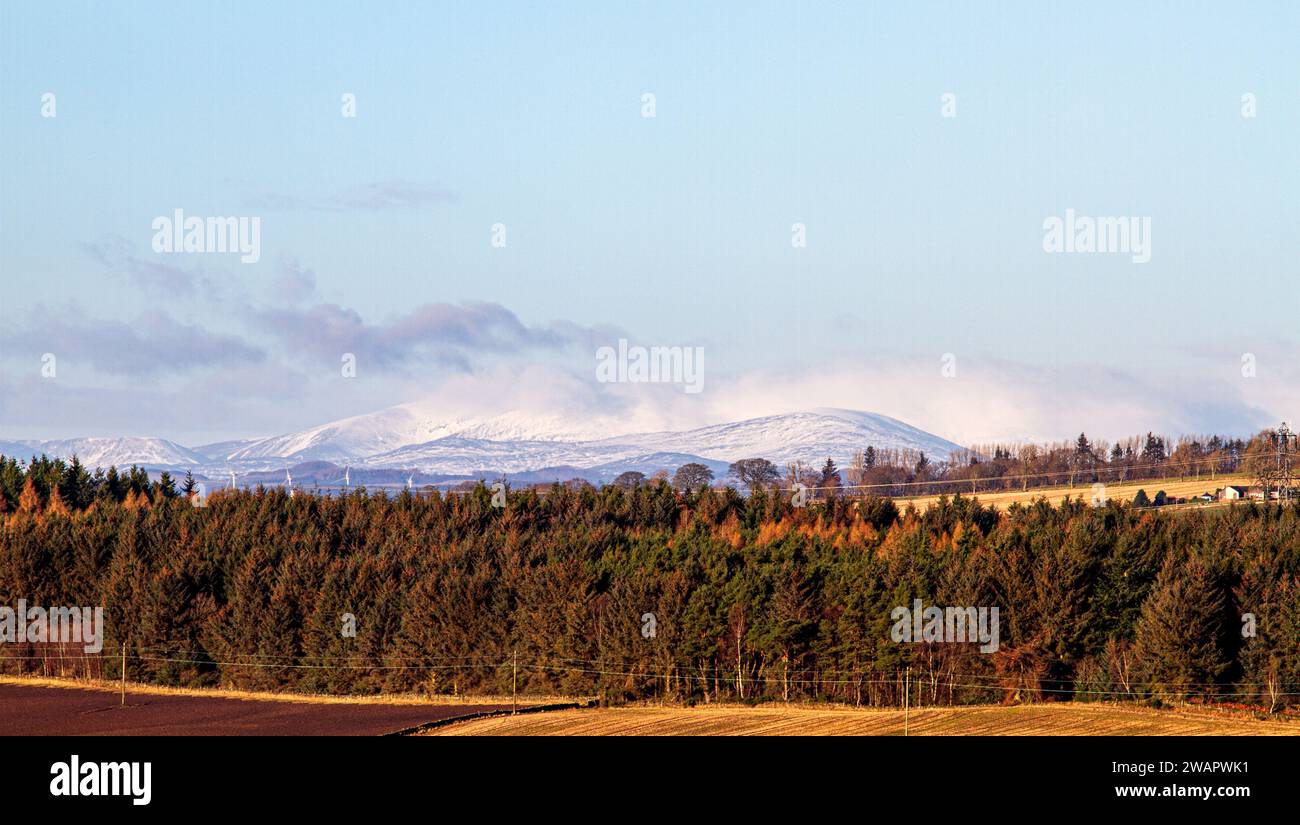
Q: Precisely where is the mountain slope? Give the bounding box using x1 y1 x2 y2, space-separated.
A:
11 408 966 477
225 404 616 464
363 408 964 474
5 437 209 470
606 408 964 466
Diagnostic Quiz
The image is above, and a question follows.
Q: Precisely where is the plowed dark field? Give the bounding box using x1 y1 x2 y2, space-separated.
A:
0 683 507 735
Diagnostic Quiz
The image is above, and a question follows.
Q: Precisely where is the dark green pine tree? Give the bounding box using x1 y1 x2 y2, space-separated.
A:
1133 556 1230 699
62 455 93 509
819 457 841 490
766 563 818 701
181 470 198 497
1141 432 1166 464
1234 557 1294 711
154 471 178 499
127 466 151 496
0 457 24 511
1075 433 1092 457
100 465 125 502
1094 528 1164 639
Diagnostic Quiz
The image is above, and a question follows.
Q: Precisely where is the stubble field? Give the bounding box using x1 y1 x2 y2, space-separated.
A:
896 474 1252 512
425 703 1299 736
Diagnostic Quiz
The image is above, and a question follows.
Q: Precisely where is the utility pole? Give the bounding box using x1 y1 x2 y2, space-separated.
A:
120 642 126 707
1278 422 1296 502
904 666 910 737
511 648 517 715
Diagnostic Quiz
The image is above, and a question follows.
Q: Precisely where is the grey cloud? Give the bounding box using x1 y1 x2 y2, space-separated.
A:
270 257 318 304
544 319 630 352
2 305 264 376
249 300 579 371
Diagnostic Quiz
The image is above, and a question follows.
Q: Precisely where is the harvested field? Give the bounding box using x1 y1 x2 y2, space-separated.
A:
0 679 515 736
0 674 559 706
896 475 1252 512
425 703 1300 736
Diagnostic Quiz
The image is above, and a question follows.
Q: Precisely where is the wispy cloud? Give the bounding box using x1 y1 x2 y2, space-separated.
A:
705 355 1286 446
246 180 457 211
31 235 1298 447
82 236 214 295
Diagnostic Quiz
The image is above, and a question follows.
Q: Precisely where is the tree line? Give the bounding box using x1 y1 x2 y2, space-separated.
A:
730 428 1289 500
2 455 1297 710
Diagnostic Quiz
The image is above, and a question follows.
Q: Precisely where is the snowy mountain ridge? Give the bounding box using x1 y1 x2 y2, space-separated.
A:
5 407 966 478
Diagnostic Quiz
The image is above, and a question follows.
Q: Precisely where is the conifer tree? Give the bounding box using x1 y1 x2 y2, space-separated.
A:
1133 556 1230 698
17 476 41 513
101 466 125 502
45 484 70 517
155 472 178 499
819 457 841 491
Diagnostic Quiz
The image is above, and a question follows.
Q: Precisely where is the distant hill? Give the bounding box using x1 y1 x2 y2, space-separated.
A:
4 407 964 481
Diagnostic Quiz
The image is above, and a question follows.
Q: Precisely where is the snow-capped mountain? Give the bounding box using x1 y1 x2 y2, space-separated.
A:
605 409 962 467
223 405 432 463
191 439 261 462
366 408 963 475
4 407 966 478
220 404 614 465
0 437 209 469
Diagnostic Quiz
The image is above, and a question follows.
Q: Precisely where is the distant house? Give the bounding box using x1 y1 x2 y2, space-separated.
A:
1196 492 1216 502
1250 488 1289 501
1221 485 1250 501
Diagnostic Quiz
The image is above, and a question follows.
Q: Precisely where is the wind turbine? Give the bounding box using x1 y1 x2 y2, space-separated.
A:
286 468 296 497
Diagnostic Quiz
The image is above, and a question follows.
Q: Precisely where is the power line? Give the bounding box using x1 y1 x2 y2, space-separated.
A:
794 454 1258 494
8 651 1298 696
1277 422 1296 502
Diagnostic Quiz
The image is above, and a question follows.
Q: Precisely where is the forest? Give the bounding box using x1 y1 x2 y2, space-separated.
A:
1 453 1298 711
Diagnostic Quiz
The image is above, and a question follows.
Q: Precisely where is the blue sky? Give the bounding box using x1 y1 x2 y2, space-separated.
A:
1 1 1296 445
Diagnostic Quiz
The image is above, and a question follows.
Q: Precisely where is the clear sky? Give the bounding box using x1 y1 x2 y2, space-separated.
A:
1 1 1296 446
